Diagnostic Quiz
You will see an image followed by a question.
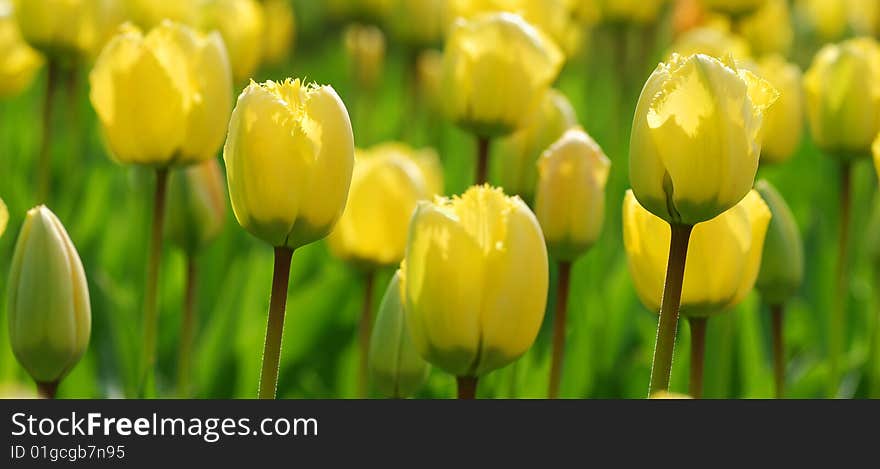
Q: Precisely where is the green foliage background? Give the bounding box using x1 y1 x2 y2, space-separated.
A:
1 1 878 398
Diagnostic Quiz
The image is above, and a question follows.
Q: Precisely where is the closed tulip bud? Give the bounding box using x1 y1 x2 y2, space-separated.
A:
448 0 576 55
328 143 440 267
344 23 385 91
0 2 43 98
701 0 767 17
13 0 108 57
624 189 771 317
7 206 91 385
166 159 227 254
739 0 792 57
369 270 430 398
535 128 610 261
497 89 578 200
224 78 354 249
261 0 295 66
200 0 265 84
0 197 7 237
746 56 803 165
89 21 233 167
848 0 879 37
668 27 751 61
125 0 201 30
402 185 549 377
629 53 777 226
442 12 563 138
804 37 880 160
387 0 448 47
754 180 803 306
796 0 848 41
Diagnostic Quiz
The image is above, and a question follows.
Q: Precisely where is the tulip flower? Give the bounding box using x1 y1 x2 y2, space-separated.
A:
0 197 7 237
165 159 227 397
369 270 430 398
534 128 609 398
90 20 232 396
751 55 804 165
200 0 265 84
344 23 386 91
754 180 803 398
0 2 43 98
261 0 295 66
416 49 444 116
224 78 354 398
629 53 776 394
796 0 848 42
738 0 792 57
624 189 771 397
701 0 767 17
7 206 91 398
804 36 880 395
402 185 549 398
441 12 563 184
496 89 578 201
126 0 201 30
667 26 751 61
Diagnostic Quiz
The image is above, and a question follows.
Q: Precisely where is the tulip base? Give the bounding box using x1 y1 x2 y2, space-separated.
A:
457 376 478 400
36 381 58 399
771 303 785 399
688 317 707 399
358 272 376 398
548 261 572 399
648 223 693 396
139 167 169 398
258 247 294 399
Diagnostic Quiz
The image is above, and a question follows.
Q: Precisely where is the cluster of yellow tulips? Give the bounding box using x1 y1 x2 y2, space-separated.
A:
2 0 880 400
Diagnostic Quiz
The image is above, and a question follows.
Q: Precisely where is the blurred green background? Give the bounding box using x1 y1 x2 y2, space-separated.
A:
1 0 879 399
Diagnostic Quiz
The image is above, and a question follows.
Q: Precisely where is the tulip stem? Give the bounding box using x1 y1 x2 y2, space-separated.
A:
358 271 376 398
475 137 490 184
457 376 478 399
177 254 198 398
548 261 572 399
36 59 60 203
139 168 169 398
36 381 58 399
648 223 693 396
771 303 785 399
258 247 294 399
688 317 707 399
830 162 852 398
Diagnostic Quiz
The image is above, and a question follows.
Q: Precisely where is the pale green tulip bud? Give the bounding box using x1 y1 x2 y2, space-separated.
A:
755 180 803 306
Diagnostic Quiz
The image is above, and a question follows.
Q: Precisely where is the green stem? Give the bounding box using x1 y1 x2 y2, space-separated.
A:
771 303 785 399
139 167 169 398
548 261 572 399
648 223 693 396
176 254 198 398
830 162 851 398
258 246 294 399
36 381 58 399
36 59 60 203
457 376 478 400
475 136 490 185
688 317 707 399
358 271 376 398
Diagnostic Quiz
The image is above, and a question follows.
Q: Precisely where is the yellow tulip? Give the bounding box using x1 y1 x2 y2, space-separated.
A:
89 21 233 167
738 0 792 57
402 185 549 377
344 23 386 90
750 56 803 165
369 270 430 398
7 206 91 385
535 128 610 261
125 0 201 30
261 0 295 66
796 0 848 41
387 0 449 47
200 0 264 83
328 143 441 266
13 0 111 56
224 78 355 249
668 26 751 61
629 53 777 226
0 197 7 237
873 133 880 180
442 12 564 138
0 2 42 98
701 0 767 16
166 159 227 254
804 37 880 159
754 180 803 306
848 0 879 36
497 89 578 200
373 142 443 197
416 48 444 114
623 189 771 317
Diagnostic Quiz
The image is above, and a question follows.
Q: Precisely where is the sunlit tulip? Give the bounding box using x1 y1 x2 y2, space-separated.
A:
629 53 776 226
848 0 879 37
261 0 295 66
328 143 441 267
125 0 200 30
535 128 610 262
701 0 766 16
0 2 42 98
796 0 848 41
13 0 108 56
402 185 549 392
739 0 792 57
166 159 227 254
224 78 355 250
378 142 444 196
449 0 574 53
623 189 771 316
804 37 880 160
387 0 448 47
754 180 803 307
442 12 563 138
200 0 264 83
344 23 386 90
497 89 578 200
7 206 90 395
749 55 803 164
0 197 7 237
90 21 233 166
369 270 430 398
668 26 751 61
